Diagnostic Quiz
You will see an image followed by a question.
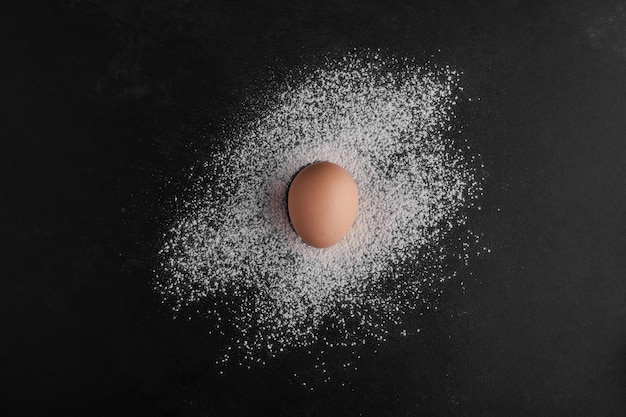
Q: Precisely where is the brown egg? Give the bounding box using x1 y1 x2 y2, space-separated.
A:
287 161 359 248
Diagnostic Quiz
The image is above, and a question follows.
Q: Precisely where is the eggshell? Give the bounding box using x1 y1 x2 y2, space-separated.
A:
287 161 359 248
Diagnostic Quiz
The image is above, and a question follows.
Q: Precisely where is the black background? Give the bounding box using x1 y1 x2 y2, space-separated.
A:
3 0 626 416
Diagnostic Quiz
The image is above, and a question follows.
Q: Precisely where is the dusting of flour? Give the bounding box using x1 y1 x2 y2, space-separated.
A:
156 52 484 369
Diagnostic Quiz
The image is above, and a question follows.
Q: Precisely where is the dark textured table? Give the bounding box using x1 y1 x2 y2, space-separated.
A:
4 0 626 416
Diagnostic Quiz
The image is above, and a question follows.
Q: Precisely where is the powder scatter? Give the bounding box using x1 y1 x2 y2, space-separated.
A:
156 52 484 370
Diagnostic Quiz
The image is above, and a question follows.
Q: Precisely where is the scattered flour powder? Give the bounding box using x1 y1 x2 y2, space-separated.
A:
156 52 484 370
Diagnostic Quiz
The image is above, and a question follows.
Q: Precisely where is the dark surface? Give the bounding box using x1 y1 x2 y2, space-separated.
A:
3 0 626 416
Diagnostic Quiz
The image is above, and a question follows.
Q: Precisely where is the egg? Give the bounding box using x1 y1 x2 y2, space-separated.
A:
287 161 359 248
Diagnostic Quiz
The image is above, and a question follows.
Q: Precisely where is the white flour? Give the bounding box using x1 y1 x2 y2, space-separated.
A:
156 52 484 370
